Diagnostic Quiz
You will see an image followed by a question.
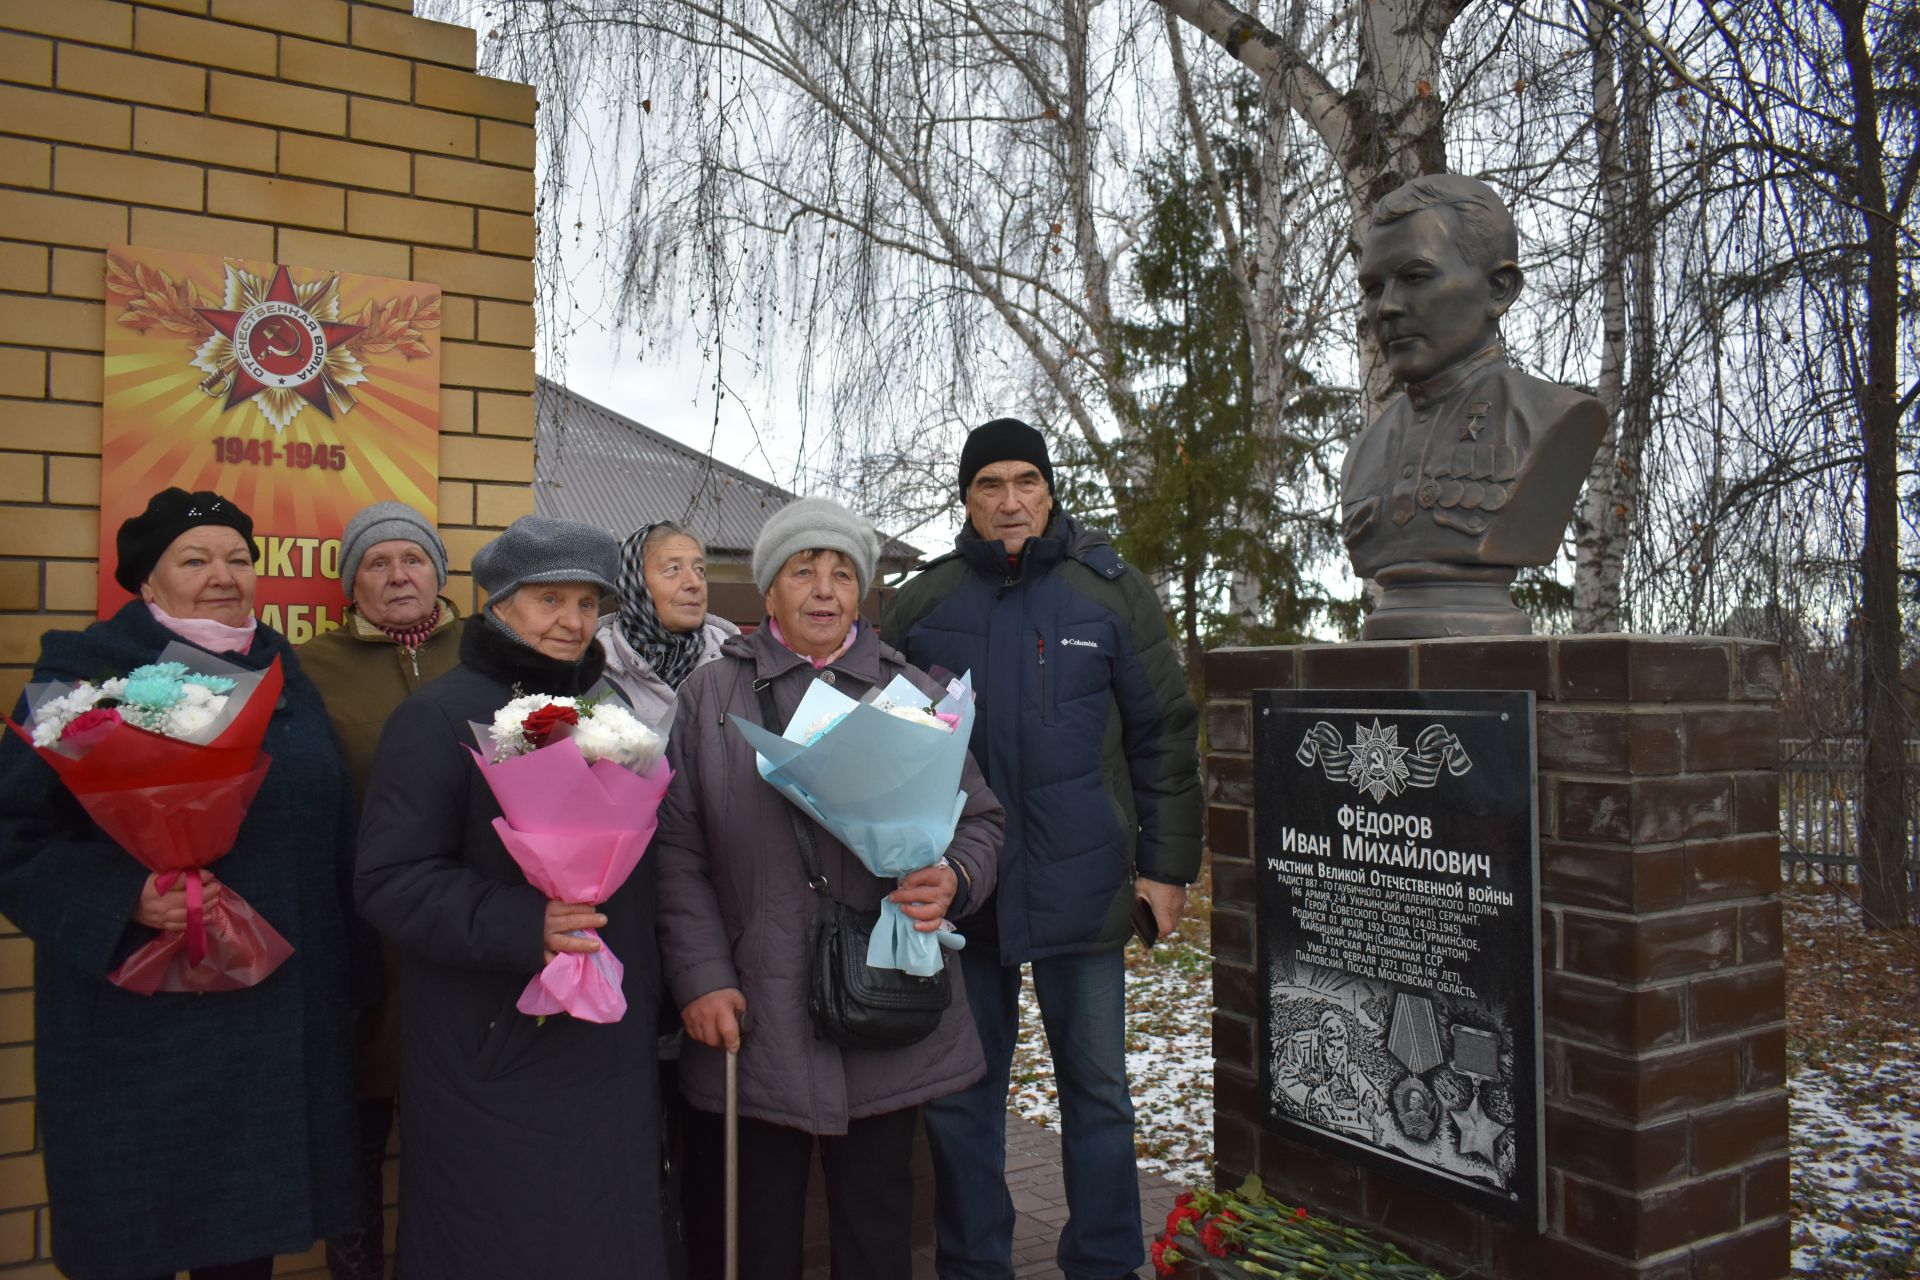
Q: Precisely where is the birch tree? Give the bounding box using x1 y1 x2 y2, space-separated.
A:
476 0 1368 628
480 0 1168 526
1611 0 1917 924
1569 0 1658 632
1151 0 1468 415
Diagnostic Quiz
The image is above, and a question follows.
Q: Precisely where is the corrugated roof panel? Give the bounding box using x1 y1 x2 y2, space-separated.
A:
532 378 919 564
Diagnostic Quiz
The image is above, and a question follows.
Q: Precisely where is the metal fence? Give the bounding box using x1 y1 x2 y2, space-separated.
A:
1779 738 1920 883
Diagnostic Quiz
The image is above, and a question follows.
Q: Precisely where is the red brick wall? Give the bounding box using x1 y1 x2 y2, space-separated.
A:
1204 636 1788 1280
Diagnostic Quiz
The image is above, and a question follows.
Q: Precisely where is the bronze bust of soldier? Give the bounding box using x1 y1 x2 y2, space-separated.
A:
1341 174 1607 639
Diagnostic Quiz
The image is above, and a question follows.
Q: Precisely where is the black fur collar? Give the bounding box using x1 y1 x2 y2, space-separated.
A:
462 611 609 697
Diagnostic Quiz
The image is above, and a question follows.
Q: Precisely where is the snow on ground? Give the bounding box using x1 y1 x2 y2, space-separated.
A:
1008 877 1216 1187
1791 1047 1920 1275
1785 884 1920 1278
1002 871 1920 1275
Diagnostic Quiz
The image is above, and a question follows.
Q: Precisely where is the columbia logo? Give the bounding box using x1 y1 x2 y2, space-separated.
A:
1060 638 1099 649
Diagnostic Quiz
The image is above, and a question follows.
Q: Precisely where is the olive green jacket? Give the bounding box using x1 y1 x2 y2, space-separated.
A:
300 596 464 1096
301 598 466 803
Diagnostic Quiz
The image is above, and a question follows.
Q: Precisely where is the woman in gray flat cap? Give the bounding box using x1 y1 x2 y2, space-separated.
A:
654 497 1004 1280
354 514 666 1280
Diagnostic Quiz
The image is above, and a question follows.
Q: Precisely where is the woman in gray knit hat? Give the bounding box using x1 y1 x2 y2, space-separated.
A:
354 514 668 1279
300 500 460 1280
654 496 1004 1280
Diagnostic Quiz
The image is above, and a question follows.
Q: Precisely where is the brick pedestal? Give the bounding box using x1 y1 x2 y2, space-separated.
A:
1204 636 1788 1280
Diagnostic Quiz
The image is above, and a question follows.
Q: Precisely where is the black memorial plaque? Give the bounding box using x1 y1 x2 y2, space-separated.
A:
1253 689 1543 1229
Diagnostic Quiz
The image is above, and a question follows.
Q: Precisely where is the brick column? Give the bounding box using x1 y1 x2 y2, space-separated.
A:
1204 636 1787 1280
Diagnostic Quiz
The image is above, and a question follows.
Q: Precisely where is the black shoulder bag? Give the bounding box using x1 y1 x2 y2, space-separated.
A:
754 678 951 1050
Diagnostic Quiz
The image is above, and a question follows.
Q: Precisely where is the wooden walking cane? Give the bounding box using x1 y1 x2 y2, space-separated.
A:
725 1009 750 1280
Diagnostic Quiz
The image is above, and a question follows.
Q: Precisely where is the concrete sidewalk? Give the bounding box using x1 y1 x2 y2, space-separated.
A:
801 1112 1184 1279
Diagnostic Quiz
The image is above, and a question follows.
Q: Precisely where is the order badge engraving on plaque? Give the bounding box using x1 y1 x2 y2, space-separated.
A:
1254 688 1544 1230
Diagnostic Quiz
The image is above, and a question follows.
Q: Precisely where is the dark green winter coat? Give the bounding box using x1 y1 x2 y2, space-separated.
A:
298 597 465 804
300 596 463 1097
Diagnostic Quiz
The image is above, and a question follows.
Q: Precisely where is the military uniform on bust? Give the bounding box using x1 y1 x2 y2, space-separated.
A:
1341 175 1608 639
1341 342 1606 637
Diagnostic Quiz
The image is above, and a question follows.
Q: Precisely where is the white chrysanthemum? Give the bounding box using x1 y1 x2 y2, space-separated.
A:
30 684 112 747
166 700 221 740
882 705 945 730
176 683 219 707
571 703 664 770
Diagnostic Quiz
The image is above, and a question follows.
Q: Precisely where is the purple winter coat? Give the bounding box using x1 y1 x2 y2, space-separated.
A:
655 623 1004 1134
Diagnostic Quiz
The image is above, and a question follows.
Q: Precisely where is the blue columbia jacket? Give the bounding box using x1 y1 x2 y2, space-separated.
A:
881 513 1201 963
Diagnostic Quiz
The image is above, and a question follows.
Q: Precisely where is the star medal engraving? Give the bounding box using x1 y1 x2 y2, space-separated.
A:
1344 720 1412 801
1461 400 1492 441
194 265 367 431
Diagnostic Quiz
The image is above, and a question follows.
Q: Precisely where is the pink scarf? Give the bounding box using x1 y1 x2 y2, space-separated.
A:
769 617 857 669
148 603 256 655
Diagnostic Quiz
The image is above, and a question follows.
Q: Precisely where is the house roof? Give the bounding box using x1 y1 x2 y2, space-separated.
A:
532 377 918 566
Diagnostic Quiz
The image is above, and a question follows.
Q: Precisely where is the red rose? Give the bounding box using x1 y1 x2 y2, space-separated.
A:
521 703 580 748
61 706 122 745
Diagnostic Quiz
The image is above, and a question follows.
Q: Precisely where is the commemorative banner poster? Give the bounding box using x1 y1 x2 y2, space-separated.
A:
99 244 442 641
1253 688 1543 1229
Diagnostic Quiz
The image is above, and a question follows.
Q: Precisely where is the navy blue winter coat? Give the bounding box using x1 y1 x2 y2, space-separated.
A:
0 603 363 1280
882 513 1201 962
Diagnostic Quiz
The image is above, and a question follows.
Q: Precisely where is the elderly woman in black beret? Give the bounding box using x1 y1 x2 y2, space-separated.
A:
0 487 366 1280
354 514 667 1279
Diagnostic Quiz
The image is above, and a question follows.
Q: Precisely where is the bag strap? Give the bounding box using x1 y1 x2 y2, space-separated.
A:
754 677 834 901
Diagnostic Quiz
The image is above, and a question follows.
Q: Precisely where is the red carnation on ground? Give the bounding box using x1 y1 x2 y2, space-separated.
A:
1199 1220 1229 1257
521 702 580 747
1150 1238 1177 1276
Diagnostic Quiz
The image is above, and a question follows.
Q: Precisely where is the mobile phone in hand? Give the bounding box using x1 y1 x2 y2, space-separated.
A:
1132 896 1160 948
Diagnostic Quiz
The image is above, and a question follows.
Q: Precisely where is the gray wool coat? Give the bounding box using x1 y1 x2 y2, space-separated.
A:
655 623 1004 1134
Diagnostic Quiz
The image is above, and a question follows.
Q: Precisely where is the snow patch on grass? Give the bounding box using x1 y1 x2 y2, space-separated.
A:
1785 885 1919 1277
1009 921 1216 1187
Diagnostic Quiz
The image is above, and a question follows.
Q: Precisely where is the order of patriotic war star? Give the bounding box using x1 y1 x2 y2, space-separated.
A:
1341 173 1607 638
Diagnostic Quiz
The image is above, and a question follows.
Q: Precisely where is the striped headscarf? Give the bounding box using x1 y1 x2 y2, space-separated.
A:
616 522 705 690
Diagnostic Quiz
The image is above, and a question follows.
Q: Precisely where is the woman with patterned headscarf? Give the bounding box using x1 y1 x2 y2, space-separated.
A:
598 521 741 729
596 519 739 1277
